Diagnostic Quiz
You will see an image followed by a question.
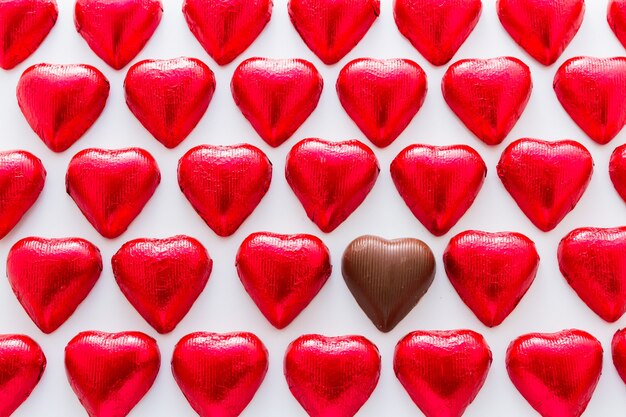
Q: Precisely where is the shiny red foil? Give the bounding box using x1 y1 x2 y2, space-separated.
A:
497 0 585 65
610 144 626 203
288 0 379 65
558 227 626 322
7 237 103 334
183 0 272 65
112 235 212 334
442 57 532 145
0 151 46 239
506 330 603 417
16 63 110 152
124 57 216 148
231 57 323 147
394 0 482 66
612 329 626 385
394 330 492 417
75 0 163 70
391 144 486 236
0 335 46 416
65 331 160 417
178 144 272 237
336 58 427 148
554 56 626 144
609 0 626 49
497 138 593 232
66 148 161 239
443 230 539 327
236 232 331 329
284 334 381 417
172 332 269 417
0 0 57 69
285 138 380 233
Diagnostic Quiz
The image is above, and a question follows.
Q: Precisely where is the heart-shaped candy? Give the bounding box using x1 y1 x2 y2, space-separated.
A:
559 227 626 322
66 148 161 239
391 144 486 236
17 63 109 152
112 235 212 334
341 235 435 332
288 0 379 65
75 0 163 69
65 331 160 417
0 335 46 416
443 231 539 327
554 57 626 144
231 58 323 147
0 0 57 69
442 57 532 145
183 0 272 65
284 334 381 417
612 328 626 385
497 0 585 65
506 330 603 417
286 138 380 233
125 57 216 148
236 232 331 329
178 144 272 237
610 144 626 203
609 0 626 49
394 330 492 417
336 58 427 147
497 138 593 232
394 0 482 66
0 151 46 239
7 237 102 333
172 332 269 417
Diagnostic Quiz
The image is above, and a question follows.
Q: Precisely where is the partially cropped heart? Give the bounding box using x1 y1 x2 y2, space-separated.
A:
236 232 331 329
609 0 626 49
610 144 626 203
336 58 427 147
7 237 102 333
613 329 626 386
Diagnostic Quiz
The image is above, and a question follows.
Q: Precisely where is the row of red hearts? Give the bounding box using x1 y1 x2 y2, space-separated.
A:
0 329 621 417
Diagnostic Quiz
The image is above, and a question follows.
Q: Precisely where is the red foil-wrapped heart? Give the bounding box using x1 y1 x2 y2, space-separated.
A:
288 0 379 65
394 0 482 66
497 138 593 232
0 334 46 416
497 0 585 65
75 0 163 69
16 63 109 152
442 57 532 145
443 230 539 327
610 144 626 203
112 235 212 334
124 57 216 148
612 328 626 385
183 0 272 65
0 0 57 69
7 237 103 333
609 0 626 49
284 334 381 417
0 151 46 239
394 330 492 417
391 144 486 236
506 329 603 417
65 331 160 417
231 58 323 147
66 148 161 239
286 138 380 233
336 58 427 148
554 56 626 144
236 232 331 329
172 332 269 417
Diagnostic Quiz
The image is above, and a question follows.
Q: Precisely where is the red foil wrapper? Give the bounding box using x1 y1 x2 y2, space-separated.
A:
612 328 626 386
610 144 626 203
609 0 626 49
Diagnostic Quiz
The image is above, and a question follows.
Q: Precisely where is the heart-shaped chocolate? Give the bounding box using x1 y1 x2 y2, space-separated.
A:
609 0 626 49
610 144 626 203
231 58 323 147
7 237 103 333
613 328 626 385
17 63 110 152
336 58 427 148
341 235 435 332
172 332 269 417
394 330 492 417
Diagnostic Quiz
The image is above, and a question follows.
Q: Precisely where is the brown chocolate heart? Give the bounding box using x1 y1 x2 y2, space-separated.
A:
341 235 435 332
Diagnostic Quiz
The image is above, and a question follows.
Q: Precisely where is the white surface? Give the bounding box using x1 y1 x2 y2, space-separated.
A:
1 0 625 415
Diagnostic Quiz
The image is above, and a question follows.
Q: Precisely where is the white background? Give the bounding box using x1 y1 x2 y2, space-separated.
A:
1 0 625 415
